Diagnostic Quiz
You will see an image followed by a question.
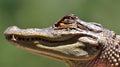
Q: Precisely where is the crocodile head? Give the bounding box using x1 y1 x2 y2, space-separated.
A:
4 14 120 67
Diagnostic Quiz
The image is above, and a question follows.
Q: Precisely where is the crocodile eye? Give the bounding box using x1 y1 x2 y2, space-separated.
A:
62 18 75 24
53 14 80 29
54 14 78 27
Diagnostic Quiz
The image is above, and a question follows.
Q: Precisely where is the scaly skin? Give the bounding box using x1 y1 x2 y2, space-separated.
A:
4 14 120 67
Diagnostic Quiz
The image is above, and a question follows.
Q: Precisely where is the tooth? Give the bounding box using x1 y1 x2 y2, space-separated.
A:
34 41 39 44
11 35 16 41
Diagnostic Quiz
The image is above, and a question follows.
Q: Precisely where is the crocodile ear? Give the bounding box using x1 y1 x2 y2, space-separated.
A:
89 22 103 28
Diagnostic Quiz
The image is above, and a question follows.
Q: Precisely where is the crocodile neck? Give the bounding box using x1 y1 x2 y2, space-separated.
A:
66 34 120 67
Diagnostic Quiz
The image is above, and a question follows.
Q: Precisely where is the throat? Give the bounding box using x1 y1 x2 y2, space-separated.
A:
65 55 113 67
65 60 90 67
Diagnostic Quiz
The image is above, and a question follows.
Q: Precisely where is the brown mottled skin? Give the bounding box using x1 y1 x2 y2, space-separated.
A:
4 14 120 67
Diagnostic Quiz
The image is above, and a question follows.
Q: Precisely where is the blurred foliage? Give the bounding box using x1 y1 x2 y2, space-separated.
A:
0 0 120 67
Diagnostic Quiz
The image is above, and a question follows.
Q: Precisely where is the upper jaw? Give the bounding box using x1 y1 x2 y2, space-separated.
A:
4 26 75 42
4 25 99 41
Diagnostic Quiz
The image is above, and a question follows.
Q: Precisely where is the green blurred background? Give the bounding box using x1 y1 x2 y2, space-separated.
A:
0 0 120 67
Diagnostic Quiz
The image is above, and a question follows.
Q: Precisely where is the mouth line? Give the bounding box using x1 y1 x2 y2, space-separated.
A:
5 34 75 42
5 34 80 47
5 33 96 42
5 34 97 47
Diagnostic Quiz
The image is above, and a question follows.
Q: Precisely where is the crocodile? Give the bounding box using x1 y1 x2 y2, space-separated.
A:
4 14 120 67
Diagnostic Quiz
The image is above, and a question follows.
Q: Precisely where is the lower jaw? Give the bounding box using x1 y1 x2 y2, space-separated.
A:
9 38 100 62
